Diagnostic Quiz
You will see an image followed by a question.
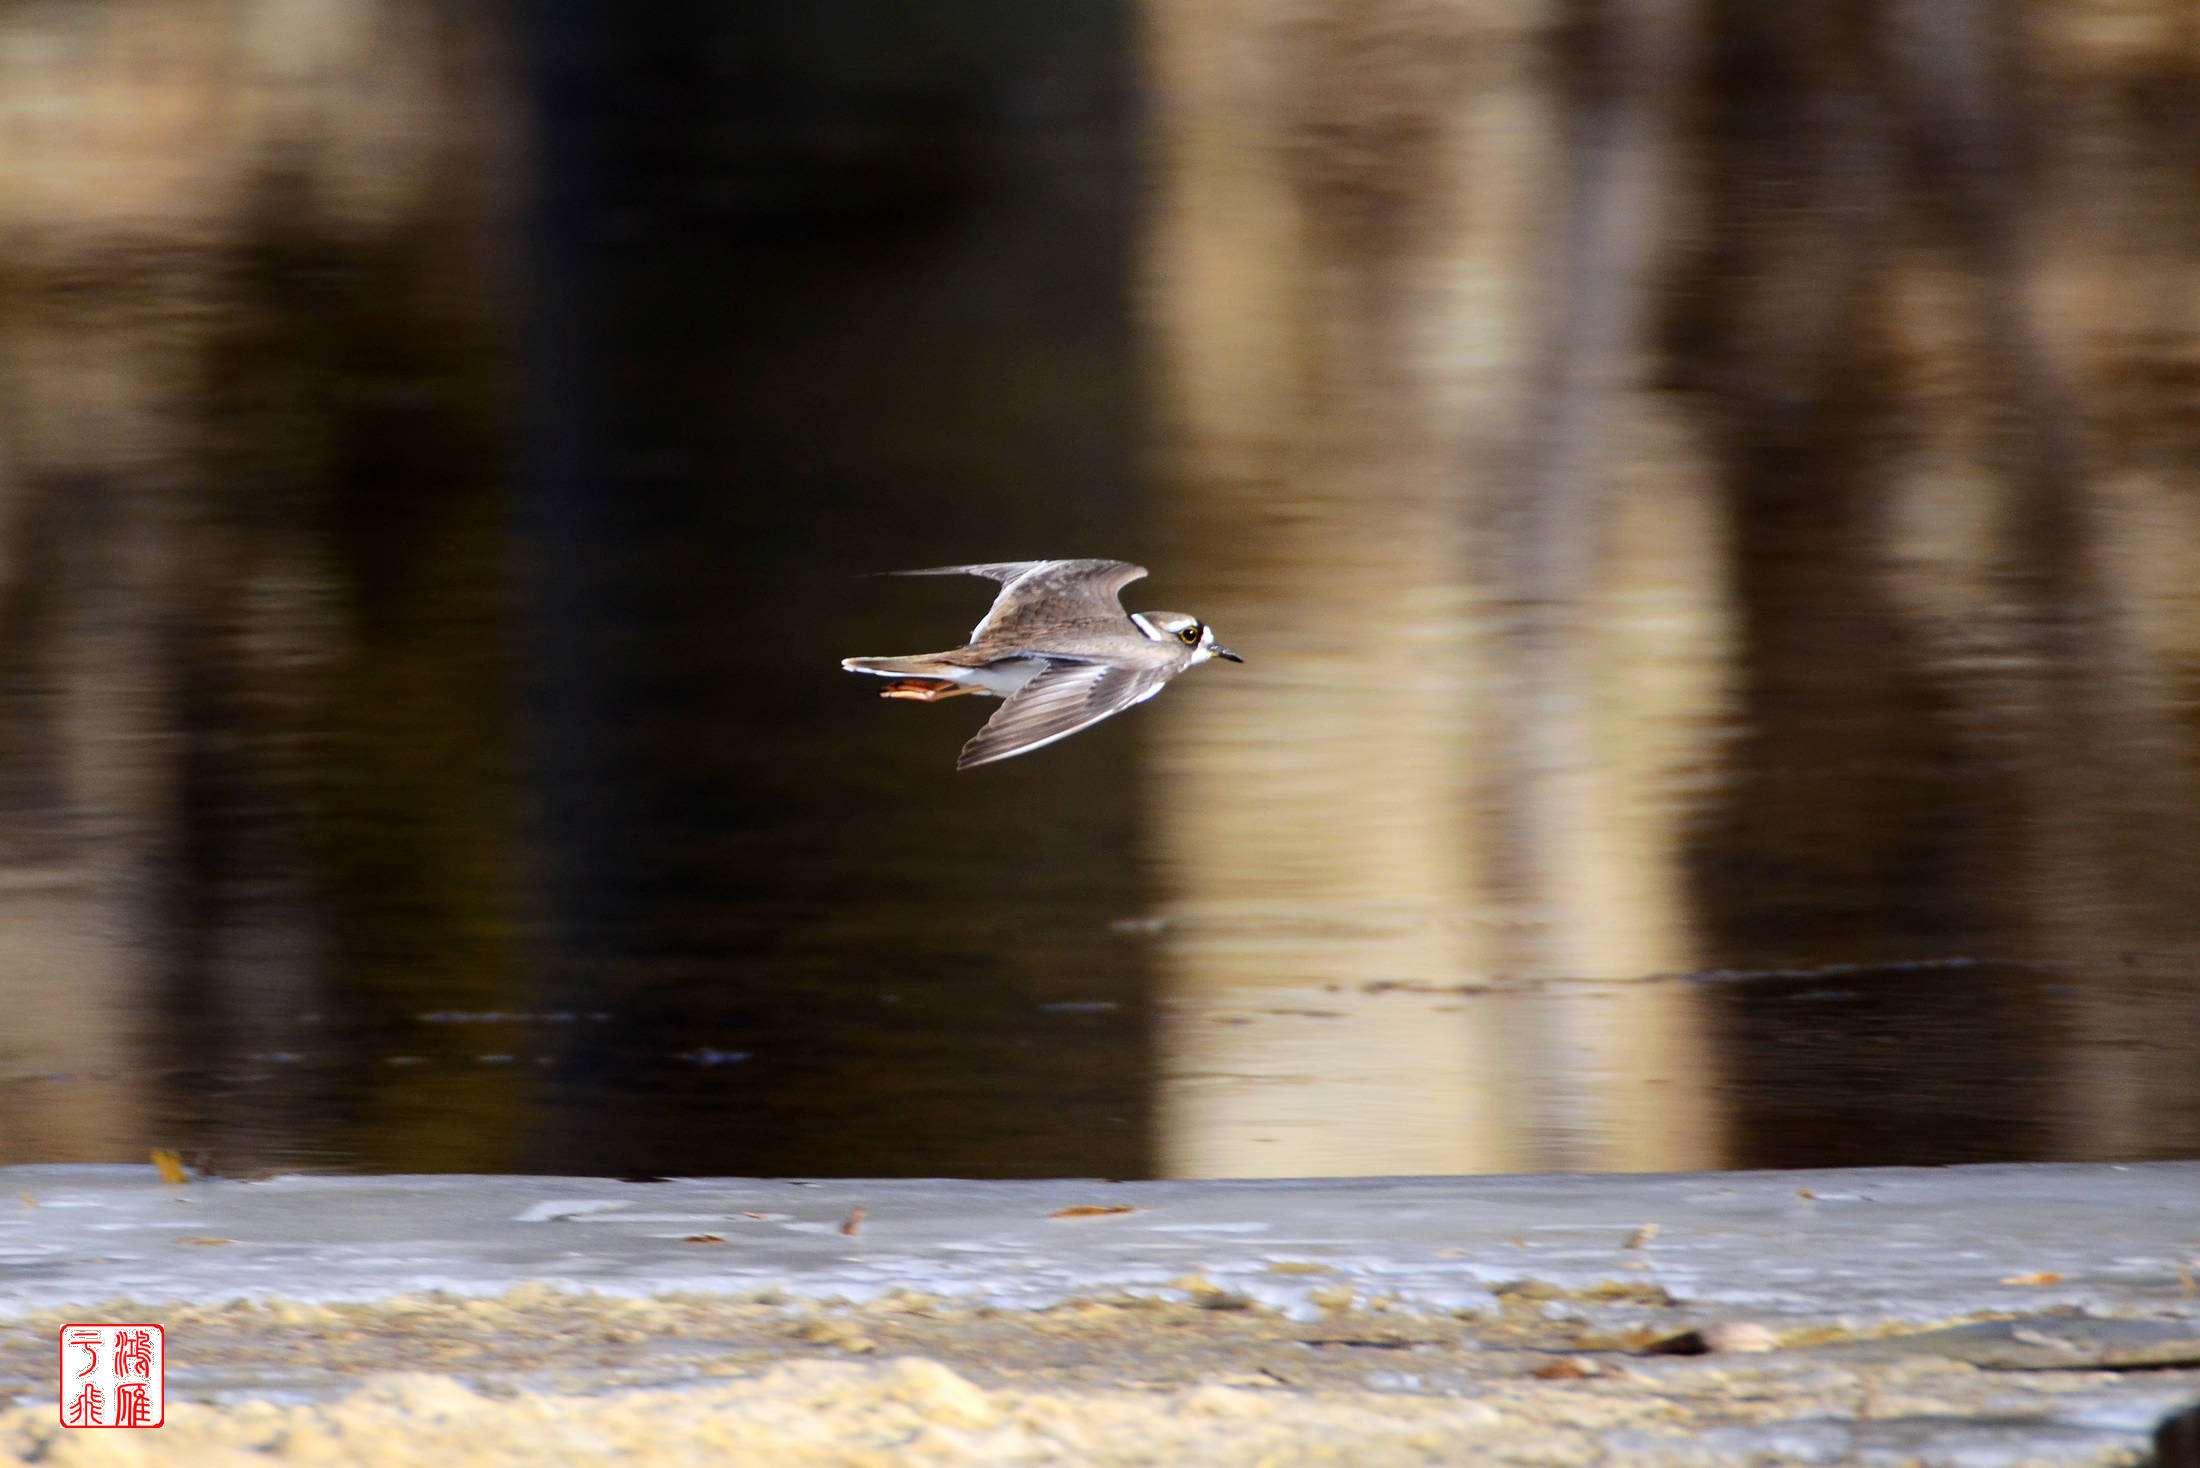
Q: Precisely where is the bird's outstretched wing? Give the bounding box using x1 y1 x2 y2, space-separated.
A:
966 560 1147 643
885 562 1056 584
876 560 1148 642
957 657 1170 769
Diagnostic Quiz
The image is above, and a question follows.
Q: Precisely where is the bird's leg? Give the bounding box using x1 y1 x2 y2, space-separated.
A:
880 679 976 701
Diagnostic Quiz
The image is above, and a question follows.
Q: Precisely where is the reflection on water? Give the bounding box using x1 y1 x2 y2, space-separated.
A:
3 1 2199 1179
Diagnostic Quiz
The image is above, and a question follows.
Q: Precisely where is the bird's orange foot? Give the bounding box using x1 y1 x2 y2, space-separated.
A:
880 679 975 701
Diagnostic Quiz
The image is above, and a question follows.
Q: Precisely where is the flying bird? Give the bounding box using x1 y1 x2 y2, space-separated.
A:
841 559 1241 769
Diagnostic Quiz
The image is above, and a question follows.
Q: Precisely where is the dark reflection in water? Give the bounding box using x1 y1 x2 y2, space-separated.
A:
2 0 2198 1179
1702 960 2054 1169
506 3 1149 1179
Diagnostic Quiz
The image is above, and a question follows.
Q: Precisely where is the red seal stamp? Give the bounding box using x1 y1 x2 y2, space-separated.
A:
58 1324 163 1428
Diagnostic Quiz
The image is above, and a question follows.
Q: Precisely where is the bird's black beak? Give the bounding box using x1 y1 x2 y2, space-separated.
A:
1214 646 1243 662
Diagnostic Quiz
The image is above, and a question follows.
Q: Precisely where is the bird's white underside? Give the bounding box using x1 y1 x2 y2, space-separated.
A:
838 654 1189 704
839 656 1048 697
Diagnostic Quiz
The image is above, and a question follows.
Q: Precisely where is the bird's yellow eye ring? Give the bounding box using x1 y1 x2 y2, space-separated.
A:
1180 625 1202 645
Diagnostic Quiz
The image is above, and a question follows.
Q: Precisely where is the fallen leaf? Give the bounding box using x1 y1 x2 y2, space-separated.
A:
1796 1188 1816 1200
1534 1356 1603 1380
17 1194 34 1209
176 1237 233 1246
151 1150 189 1185
840 1206 866 1237
684 1234 726 1244
1050 1205 1136 1219
1999 1271 2064 1285
1623 1224 1659 1250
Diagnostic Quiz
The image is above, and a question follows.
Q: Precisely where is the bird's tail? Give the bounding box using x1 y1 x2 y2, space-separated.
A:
841 655 948 677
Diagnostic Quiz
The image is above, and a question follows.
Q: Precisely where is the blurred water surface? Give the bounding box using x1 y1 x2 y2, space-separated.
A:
2 0 2198 1178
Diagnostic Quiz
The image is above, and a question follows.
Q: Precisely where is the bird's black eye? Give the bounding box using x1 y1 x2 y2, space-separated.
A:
1180 625 1202 644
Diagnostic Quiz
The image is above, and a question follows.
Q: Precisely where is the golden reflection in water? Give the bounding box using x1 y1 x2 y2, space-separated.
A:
0 873 140 1162
1139 0 1723 1177
1141 481 1730 1177
1486 428 1729 1172
1134 0 1518 1181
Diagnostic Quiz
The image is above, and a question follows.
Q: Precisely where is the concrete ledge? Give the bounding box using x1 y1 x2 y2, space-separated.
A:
2 1161 2196 1464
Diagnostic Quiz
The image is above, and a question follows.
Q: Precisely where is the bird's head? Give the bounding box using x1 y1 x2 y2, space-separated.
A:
1131 611 1241 664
